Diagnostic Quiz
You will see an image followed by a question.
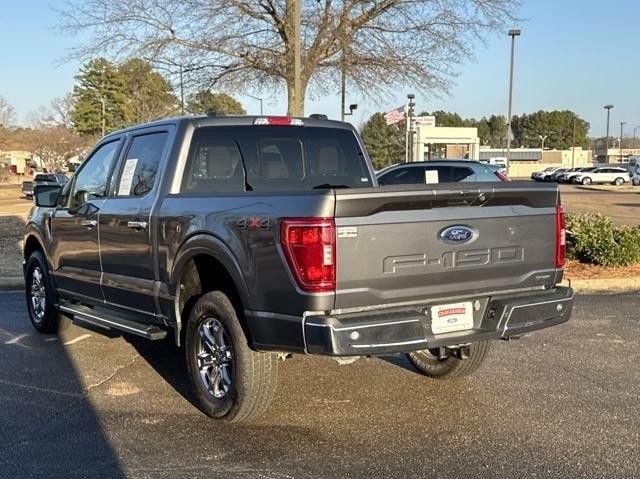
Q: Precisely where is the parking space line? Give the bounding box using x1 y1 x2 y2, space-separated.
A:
45 337 58 342
63 333 91 345
0 378 83 398
5 333 29 345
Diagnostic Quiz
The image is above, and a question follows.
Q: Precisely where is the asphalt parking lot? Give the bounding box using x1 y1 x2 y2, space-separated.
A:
1 291 639 478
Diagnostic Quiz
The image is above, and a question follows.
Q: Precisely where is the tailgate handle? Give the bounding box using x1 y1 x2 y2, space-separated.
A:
127 221 148 230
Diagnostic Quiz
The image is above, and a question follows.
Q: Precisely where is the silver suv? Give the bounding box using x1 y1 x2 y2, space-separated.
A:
377 160 508 185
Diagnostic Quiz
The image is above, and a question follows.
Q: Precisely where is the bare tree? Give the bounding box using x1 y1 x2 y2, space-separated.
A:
59 0 518 115
51 94 76 129
0 96 16 127
29 127 89 173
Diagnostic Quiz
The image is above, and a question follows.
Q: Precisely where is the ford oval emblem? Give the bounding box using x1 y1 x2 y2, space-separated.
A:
440 225 476 244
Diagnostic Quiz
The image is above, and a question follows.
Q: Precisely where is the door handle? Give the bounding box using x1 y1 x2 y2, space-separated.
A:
127 221 148 230
80 219 97 228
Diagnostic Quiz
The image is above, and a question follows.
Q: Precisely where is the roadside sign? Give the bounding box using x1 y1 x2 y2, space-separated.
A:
412 116 436 128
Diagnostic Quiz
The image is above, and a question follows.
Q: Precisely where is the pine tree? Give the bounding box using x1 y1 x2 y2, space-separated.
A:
361 113 405 170
71 58 129 136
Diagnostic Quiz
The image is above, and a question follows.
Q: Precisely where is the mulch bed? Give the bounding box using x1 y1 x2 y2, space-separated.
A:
564 260 640 280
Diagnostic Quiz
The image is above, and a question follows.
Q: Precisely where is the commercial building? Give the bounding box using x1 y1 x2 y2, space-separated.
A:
592 147 640 163
412 125 480 161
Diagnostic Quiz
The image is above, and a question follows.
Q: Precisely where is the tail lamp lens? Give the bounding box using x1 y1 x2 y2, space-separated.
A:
280 218 336 292
555 205 566 268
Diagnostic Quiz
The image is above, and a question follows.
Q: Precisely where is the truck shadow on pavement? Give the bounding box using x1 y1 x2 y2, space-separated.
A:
0 293 127 478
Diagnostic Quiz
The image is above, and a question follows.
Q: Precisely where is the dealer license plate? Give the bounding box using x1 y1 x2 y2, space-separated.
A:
430 301 474 335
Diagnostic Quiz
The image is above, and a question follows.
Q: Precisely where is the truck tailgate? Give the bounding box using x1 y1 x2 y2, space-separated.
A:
333 182 561 310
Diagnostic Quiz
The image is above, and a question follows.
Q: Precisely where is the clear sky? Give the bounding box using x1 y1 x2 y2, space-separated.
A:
1 0 638 137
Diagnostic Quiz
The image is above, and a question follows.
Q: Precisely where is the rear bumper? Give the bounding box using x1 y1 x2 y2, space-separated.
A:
303 287 574 356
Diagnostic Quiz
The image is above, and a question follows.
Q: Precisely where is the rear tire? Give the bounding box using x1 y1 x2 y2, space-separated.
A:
613 177 624 186
185 291 278 422
25 251 60 333
406 341 491 379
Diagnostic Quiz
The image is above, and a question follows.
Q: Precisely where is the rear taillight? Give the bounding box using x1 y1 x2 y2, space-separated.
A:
495 171 510 182
555 205 566 268
253 116 304 126
280 218 336 292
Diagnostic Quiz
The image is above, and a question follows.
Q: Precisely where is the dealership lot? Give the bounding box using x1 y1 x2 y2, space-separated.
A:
0 291 638 478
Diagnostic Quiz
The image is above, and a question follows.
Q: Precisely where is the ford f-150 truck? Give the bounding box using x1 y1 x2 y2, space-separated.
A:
24 114 573 422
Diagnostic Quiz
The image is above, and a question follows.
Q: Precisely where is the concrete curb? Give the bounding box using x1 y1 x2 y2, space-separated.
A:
0 277 24 291
562 277 640 294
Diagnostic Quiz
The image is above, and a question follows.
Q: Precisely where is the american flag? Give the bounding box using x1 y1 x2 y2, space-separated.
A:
384 105 406 125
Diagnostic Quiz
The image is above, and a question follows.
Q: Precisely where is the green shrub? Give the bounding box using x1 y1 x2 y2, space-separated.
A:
566 213 640 267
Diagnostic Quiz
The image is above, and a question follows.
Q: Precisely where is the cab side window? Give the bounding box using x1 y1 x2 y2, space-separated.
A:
70 141 120 209
117 132 168 197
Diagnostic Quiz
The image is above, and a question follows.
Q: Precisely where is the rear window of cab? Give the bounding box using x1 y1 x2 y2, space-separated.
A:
181 126 372 193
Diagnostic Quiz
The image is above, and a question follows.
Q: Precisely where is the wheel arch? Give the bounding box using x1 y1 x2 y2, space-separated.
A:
170 233 252 346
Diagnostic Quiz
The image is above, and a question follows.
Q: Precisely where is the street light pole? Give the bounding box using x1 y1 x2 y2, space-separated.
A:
243 93 264 115
604 104 614 163
620 121 626 162
633 126 640 149
538 134 548 151
506 29 521 173
407 94 416 162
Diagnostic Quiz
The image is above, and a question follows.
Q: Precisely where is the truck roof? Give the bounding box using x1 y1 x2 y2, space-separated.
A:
102 114 355 140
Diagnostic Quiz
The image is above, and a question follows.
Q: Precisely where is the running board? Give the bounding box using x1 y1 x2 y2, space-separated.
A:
58 304 167 341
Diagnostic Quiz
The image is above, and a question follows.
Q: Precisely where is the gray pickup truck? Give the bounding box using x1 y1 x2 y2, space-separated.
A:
24 115 573 422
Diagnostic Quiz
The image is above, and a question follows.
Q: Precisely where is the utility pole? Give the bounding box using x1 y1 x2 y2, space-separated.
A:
604 104 613 163
571 118 576 168
620 121 626 162
100 65 106 137
506 29 521 174
633 126 640 149
340 44 346 121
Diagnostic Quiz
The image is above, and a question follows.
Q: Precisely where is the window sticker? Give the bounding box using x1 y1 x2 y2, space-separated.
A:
118 158 138 196
425 169 439 184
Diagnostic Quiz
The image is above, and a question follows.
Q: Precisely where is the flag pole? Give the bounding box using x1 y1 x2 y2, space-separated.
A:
404 102 409 163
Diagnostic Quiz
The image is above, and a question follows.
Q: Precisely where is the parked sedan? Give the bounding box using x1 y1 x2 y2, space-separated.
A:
377 160 508 186
571 167 631 185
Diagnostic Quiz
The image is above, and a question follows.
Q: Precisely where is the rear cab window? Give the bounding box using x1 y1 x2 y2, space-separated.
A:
181 126 372 193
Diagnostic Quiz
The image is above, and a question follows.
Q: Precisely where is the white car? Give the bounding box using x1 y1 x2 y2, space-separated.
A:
571 167 630 186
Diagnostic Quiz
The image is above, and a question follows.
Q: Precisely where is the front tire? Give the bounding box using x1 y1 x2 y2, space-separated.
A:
582 177 592 185
406 341 491 379
185 291 278 422
613 177 625 186
25 251 60 333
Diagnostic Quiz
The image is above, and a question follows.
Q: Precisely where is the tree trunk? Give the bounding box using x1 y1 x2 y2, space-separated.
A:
286 78 306 117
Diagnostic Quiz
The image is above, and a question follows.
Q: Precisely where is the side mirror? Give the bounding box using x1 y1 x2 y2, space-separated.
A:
34 184 62 208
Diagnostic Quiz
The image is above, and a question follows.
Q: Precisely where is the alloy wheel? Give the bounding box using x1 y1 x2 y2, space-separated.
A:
196 317 234 399
30 266 46 323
